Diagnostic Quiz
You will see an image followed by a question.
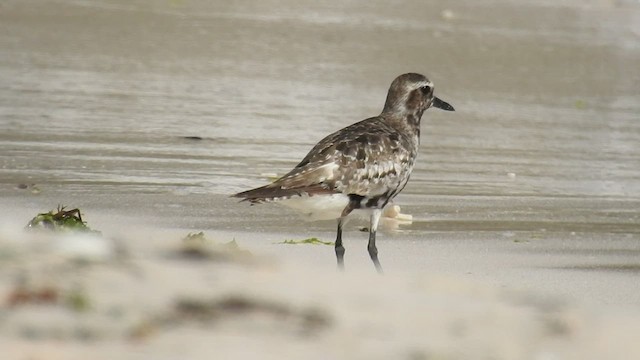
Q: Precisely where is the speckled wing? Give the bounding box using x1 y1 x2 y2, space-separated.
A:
323 118 416 198
234 117 416 203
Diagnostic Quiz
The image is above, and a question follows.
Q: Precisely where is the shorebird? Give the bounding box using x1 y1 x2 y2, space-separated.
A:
233 73 454 272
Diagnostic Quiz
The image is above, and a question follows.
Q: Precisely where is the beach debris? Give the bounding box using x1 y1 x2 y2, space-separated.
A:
178 232 251 260
25 206 115 262
276 237 334 246
6 284 59 307
16 183 41 194
183 136 203 140
6 281 91 312
180 231 209 257
25 206 101 234
383 204 413 222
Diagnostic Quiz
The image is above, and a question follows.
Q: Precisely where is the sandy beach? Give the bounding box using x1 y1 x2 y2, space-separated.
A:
1 222 640 360
1 0 640 359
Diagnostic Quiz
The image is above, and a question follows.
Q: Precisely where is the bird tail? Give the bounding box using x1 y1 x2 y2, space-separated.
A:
232 184 336 204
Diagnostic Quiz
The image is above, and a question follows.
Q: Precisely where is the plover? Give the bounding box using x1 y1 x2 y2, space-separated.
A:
233 73 454 272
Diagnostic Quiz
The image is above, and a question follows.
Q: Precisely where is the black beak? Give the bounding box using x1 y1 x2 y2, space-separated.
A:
433 97 455 111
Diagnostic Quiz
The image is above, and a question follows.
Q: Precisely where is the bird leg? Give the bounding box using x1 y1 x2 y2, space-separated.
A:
335 202 358 271
335 218 345 271
368 209 383 273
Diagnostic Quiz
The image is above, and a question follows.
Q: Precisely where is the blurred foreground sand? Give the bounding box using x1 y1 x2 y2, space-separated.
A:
1 226 639 360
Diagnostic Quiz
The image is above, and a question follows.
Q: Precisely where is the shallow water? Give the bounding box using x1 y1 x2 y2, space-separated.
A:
1 0 639 303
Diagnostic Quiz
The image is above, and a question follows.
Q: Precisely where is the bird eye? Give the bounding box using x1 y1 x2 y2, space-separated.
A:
420 85 431 94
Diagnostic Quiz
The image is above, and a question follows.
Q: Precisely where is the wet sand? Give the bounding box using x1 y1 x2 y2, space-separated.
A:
1 0 640 358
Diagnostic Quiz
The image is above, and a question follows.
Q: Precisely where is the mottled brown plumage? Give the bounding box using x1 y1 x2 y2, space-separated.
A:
235 118 414 203
233 73 454 272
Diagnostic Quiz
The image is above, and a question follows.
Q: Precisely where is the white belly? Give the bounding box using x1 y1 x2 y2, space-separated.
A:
276 193 348 220
275 193 376 221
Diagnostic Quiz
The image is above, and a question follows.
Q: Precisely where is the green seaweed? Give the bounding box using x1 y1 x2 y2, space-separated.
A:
574 99 587 109
65 287 92 312
25 206 101 234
